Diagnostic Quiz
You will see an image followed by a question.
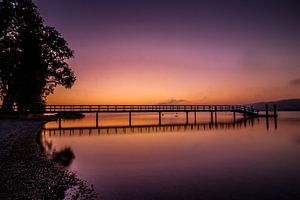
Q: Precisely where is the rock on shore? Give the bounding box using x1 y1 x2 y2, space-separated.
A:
0 119 98 199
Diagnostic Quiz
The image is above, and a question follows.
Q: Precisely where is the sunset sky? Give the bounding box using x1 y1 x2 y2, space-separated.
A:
34 0 300 105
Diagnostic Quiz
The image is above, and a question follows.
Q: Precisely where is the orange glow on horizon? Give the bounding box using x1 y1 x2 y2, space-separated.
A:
2 0 295 106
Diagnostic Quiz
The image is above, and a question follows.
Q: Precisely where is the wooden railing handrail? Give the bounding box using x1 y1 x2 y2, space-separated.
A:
0 104 260 114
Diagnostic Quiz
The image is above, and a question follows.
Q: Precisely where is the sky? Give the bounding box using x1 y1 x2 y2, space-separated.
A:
33 0 300 105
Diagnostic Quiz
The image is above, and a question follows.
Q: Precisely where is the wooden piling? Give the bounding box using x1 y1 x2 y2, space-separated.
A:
233 111 236 123
273 104 277 117
186 112 189 124
159 112 162 126
214 111 217 123
96 112 99 128
129 112 132 126
58 117 61 129
274 104 278 129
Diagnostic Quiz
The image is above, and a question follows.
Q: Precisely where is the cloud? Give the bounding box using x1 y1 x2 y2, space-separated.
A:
157 98 189 105
289 78 300 86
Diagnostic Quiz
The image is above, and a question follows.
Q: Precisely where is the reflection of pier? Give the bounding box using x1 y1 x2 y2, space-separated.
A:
44 118 258 137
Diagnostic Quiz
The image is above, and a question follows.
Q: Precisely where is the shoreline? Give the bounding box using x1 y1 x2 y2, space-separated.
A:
0 119 98 199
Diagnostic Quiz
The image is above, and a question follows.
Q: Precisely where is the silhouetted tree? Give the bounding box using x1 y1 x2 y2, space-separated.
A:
0 0 76 112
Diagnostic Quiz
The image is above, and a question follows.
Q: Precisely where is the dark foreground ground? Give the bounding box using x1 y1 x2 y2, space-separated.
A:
0 119 98 199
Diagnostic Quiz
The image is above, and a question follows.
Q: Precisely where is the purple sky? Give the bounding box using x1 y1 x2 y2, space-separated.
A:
34 0 300 104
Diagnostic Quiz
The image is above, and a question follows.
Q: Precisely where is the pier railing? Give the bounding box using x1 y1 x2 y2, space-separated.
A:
44 104 258 115
0 104 259 115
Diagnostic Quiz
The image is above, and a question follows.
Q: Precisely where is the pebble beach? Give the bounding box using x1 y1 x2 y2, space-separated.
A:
0 119 98 199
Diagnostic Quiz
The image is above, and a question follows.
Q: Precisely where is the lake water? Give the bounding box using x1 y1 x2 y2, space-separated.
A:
42 112 300 200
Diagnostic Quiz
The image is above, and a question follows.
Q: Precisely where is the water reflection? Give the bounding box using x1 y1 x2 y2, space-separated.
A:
44 115 279 137
44 118 260 137
42 137 75 167
52 147 75 167
42 113 289 200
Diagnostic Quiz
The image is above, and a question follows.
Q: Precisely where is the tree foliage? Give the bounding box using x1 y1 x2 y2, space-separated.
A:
0 0 76 112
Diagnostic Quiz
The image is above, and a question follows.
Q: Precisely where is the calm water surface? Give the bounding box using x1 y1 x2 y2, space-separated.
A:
42 112 300 200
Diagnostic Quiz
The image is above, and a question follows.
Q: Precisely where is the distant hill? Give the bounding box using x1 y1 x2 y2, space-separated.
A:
250 98 300 111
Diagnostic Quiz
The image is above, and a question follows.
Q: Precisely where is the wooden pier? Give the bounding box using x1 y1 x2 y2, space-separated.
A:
41 104 259 115
1 104 278 128
44 104 260 128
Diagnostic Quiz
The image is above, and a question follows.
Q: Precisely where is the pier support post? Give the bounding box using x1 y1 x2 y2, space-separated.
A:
96 112 99 128
210 111 214 124
265 104 269 130
186 112 189 124
274 115 278 129
274 104 278 129
214 108 217 124
159 112 162 126
194 112 197 124
233 111 236 123
129 112 132 126
58 117 62 129
273 104 277 117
